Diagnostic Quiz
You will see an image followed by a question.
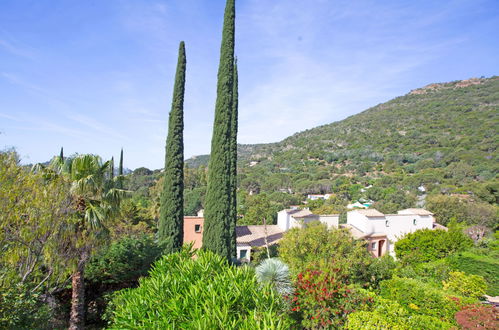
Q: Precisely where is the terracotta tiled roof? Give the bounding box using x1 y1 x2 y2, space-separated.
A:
236 225 284 247
355 209 385 217
341 224 387 239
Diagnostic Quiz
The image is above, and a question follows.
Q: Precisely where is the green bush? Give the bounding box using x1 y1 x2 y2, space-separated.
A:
395 228 473 264
443 271 487 299
447 251 499 296
106 249 292 328
379 277 475 323
347 297 453 329
86 235 164 284
367 254 397 288
279 221 372 282
0 283 51 329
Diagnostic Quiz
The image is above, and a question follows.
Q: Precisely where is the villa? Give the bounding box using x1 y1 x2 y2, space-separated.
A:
342 208 444 257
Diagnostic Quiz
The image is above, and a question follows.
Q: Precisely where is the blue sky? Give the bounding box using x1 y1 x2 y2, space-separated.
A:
1 0 498 169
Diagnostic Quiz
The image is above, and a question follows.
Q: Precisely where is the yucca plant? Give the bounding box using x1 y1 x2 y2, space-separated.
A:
255 258 293 297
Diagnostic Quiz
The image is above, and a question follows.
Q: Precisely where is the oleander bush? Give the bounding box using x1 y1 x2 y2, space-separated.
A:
106 248 292 328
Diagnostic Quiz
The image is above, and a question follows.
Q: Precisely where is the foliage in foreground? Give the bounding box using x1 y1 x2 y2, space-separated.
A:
255 258 292 296
442 271 487 299
287 261 373 329
455 304 498 329
0 283 51 330
346 296 453 330
106 248 291 328
379 277 475 323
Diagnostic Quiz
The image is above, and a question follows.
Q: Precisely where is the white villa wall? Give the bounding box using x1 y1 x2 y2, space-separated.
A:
346 211 370 233
277 210 290 231
318 215 339 229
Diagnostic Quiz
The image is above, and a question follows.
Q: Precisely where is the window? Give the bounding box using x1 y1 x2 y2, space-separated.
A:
413 219 417 225
385 220 390 227
371 242 377 250
239 249 248 259
195 224 201 233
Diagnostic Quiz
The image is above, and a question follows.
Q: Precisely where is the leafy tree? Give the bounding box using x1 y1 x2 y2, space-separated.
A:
106 249 292 328
159 41 186 253
203 0 236 259
0 152 72 290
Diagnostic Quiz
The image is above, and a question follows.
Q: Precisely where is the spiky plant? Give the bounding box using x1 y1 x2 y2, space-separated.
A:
255 258 293 296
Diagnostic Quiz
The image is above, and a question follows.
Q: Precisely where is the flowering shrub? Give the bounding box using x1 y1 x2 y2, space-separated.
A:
287 261 373 328
455 304 498 329
347 296 453 329
443 271 487 299
380 277 475 323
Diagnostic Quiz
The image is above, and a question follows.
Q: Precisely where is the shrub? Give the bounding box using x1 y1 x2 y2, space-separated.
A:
0 283 51 329
447 251 499 296
379 277 475 323
287 260 373 328
455 304 498 329
279 221 372 282
255 258 293 296
106 249 292 328
443 271 487 299
367 254 397 288
347 297 453 329
395 228 473 264
86 235 164 284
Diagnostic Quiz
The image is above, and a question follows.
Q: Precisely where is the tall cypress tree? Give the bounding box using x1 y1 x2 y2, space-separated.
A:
109 157 114 180
203 0 235 259
118 148 123 189
158 41 186 252
228 59 238 258
119 148 123 176
60 147 64 162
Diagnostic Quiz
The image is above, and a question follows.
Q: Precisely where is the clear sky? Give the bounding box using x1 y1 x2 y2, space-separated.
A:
1 0 498 169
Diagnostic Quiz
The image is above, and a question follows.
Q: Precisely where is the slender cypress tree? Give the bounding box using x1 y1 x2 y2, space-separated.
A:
109 157 114 180
158 41 186 252
60 147 64 162
118 148 123 189
203 0 235 259
119 148 123 176
228 59 238 258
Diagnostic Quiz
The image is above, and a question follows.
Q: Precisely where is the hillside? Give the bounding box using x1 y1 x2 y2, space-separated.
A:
188 76 498 170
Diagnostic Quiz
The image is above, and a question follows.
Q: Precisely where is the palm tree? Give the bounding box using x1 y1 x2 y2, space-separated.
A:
41 154 125 329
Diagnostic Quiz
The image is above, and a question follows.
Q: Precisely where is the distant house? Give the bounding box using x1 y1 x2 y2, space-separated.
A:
235 225 284 261
183 208 340 262
342 208 444 257
183 210 205 250
277 208 339 231
306 194 331 201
